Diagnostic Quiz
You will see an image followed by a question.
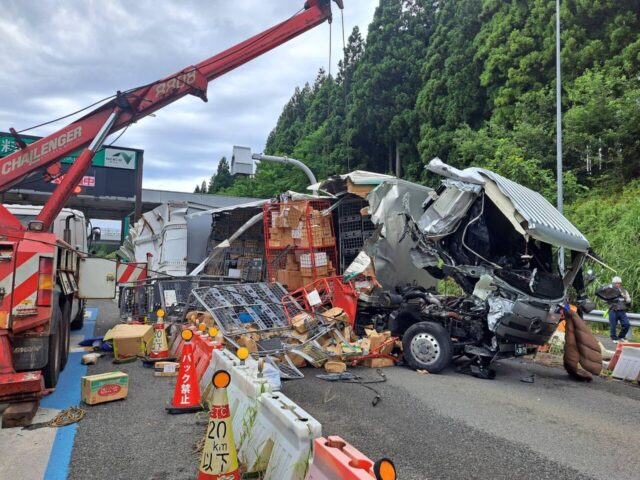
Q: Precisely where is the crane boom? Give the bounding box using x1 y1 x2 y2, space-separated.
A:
0 0 342 229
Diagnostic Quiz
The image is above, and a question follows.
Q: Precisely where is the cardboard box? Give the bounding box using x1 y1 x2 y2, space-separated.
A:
325 345 344 358
237 334 258 353
81 372 129 405
103 324 153 360
323 307 350 323
361 357 395 368
365 329 393 355
292 312 313 334
286 253 299 270
277 269 303 290
347 179 375 198
324 361 347 373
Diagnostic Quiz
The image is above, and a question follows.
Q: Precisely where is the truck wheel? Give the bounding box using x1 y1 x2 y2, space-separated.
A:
43 305 62 388
402 321 452 373
60 301 71 371
70 301 84 330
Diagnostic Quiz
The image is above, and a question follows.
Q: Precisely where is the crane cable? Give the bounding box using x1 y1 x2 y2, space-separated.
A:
340 8 350 171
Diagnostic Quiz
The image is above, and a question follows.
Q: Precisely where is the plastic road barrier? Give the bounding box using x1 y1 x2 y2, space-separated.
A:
194 328 224 381
607 341 640 371
611 346 640 381
239 392 322 480
305 436 397 480
199 348 321 479
203 350 272 447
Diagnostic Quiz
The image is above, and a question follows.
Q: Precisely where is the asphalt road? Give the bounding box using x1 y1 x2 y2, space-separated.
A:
66 300 639 480
284 358 640 480
69 300 205 480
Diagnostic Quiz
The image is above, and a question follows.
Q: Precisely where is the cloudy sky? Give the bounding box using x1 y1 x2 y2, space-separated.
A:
0 0 377 193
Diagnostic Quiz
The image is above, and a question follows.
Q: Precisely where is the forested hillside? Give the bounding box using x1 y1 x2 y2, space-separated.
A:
203 0 640 297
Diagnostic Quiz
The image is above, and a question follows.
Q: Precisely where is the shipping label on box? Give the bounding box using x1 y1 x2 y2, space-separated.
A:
82 372 129 405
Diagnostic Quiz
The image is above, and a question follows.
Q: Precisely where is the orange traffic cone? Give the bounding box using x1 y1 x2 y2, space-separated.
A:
198 370 240 480
166 329 203 414
143 309 176 366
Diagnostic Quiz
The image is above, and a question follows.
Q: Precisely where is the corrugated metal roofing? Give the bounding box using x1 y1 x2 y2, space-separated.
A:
478 169 590 252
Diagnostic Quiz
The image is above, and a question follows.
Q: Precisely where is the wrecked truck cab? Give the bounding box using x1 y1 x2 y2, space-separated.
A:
394 159 591 374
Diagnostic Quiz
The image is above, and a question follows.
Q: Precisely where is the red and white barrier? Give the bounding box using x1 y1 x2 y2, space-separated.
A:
305 436 395 480
116 261 148 285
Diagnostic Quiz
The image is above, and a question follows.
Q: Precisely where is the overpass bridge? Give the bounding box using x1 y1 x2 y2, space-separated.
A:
2 187 260 220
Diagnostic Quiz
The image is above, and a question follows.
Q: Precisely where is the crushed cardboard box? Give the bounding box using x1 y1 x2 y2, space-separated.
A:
364 329 394 355
292 312 313 334
103 324 153 360
324 361 347 373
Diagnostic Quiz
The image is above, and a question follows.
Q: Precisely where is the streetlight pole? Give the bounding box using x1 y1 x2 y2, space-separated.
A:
556 0 565 273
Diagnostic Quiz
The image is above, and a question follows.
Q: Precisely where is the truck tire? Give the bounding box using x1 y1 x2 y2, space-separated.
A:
402 321 452 373
43 305 62 388
70 301 85 330
60 300 71 371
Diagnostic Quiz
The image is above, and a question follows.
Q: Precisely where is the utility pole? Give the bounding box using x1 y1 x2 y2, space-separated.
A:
556 0 564 273
395 142 401 178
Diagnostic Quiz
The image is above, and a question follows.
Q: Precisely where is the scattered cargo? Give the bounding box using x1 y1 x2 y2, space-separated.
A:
81 372 129 405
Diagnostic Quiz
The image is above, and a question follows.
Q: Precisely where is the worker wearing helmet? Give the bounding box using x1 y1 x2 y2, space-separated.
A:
608 276 631 343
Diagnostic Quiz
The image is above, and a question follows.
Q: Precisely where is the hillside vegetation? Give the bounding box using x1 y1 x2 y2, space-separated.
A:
201 0 640 300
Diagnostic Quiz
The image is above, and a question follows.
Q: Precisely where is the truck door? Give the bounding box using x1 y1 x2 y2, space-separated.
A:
77 258 117 299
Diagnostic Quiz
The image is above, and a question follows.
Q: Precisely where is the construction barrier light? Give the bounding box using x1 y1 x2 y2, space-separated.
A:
198 323 206 332
182 329 194 342
374 459 397 480
156 308 165 318
237 347 249 361
212 370 231 389
208 327 218 337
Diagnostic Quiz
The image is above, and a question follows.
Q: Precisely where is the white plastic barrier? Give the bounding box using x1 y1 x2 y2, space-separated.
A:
612 346 640 380
202 349 271 449
239 392 322 480
200 349 322 480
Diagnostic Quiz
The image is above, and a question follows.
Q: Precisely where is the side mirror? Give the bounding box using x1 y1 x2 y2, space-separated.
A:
578 295 596 314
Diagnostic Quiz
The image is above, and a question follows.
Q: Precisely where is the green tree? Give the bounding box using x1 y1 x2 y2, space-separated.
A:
207 157 234 194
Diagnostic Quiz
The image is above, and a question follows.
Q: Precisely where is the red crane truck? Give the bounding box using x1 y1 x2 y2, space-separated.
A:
0 0 343 403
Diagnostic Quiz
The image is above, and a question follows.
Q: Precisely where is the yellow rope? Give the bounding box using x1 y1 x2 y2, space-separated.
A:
48 406 86 427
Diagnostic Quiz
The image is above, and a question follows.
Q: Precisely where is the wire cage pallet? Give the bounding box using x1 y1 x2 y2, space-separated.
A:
263 200 338 288
153 275 238 322
337 197 377 272
118 279 156 321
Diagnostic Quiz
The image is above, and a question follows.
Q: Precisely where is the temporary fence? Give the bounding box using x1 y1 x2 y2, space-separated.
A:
154 275 236 321
190 282 347 379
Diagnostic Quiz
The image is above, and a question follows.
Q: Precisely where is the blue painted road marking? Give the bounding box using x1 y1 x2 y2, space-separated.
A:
84 307 98 322
41 307 97 479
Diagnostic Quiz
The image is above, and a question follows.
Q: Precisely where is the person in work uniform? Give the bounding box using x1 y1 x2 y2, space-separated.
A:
608 276 631 343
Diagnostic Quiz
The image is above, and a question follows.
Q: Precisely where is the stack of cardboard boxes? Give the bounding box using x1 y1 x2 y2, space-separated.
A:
266 202 337 290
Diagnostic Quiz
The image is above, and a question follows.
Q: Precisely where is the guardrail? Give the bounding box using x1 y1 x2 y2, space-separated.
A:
583 310 640 328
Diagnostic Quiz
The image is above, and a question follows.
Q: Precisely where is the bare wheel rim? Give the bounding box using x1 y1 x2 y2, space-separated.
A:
410 332 441 365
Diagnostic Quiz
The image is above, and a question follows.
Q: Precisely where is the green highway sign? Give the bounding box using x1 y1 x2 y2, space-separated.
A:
0 133 137 169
